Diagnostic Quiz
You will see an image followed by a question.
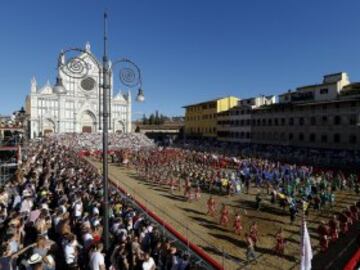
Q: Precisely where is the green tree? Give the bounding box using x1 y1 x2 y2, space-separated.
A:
155 110 160 125
159 114 166 124
142 114 148 125
149 113 155 125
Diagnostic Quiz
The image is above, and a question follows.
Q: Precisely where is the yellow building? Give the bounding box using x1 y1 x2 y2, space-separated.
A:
183 96 239 137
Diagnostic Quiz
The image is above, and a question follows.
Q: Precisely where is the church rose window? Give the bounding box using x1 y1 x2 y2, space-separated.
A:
81 77 96 91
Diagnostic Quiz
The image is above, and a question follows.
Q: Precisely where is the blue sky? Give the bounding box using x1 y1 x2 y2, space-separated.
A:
0 0 360 118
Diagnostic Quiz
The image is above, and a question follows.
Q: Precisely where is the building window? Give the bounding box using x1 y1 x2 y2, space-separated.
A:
289 133 294 141
262 119 266 126
334 134 341 143
257 119 261 125
321 134 328 143
274 118 278 126
334 115 341 125
310 116 316 125
320 88 328 94
309 133 316 142
299 117 304 126
349 114 357 125
322 116 328 124
349 135 357 144
289 118 294 126
299 133 304 141
268 119 272 126
281 118 285 125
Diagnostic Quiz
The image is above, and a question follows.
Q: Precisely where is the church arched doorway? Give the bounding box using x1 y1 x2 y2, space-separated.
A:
80 110 96 133
42 119 55 136
115 120 126 133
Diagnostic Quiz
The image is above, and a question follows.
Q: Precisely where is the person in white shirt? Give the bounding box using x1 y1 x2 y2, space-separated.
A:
73 199 83 219
64 234 79 267
20 196 33 214
142 252 156 270
89 243 105 270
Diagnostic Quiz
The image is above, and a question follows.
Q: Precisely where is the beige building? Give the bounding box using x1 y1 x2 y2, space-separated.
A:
217 95 275 143
252 73 360 150
184 72 360 150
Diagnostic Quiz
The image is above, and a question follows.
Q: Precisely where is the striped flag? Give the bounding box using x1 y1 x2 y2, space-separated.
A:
300 215 313 270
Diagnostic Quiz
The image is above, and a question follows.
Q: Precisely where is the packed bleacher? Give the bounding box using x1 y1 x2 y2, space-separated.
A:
52 133 155 151
0 139 206 270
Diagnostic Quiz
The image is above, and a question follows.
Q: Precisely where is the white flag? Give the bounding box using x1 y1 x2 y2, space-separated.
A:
300 219 313 270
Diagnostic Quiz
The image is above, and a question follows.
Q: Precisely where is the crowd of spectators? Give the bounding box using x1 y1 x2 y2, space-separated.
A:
177 140 360 170
0 140 200 270
53 133 155 152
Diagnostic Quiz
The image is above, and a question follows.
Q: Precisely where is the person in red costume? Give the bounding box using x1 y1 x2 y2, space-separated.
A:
328 215 340 242
350 203 359 221
219 204 230 227
195 185 201 201
249 222 259 246
274 228 285 255
207 196 216 217
344 206 354 226
233 212 243 235
318 221 330 252
338 212 349 234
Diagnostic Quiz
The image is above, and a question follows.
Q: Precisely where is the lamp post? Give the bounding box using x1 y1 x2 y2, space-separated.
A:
54 12 144 252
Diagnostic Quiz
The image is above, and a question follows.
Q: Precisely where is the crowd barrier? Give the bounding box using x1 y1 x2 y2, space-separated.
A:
343 248 360 270
84 157 224 270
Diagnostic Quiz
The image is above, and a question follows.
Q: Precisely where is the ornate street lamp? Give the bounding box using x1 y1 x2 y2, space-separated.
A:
56 12 144 252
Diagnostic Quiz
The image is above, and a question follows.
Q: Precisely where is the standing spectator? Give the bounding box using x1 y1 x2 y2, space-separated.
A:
142 252 156 270
64 234 80 269
89 242 105 270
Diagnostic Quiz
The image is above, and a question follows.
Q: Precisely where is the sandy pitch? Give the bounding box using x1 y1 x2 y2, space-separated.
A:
89 159 357 270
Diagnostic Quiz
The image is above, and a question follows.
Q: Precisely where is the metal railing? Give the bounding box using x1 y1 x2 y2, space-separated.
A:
0 163 17 186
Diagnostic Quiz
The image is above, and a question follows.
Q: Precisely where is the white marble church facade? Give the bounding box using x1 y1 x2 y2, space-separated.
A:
25 42 131 138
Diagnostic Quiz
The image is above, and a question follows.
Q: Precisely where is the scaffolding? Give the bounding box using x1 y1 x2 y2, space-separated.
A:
0 163 17 186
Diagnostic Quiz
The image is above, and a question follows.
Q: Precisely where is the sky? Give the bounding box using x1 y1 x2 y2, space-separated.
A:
0 0 360 118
